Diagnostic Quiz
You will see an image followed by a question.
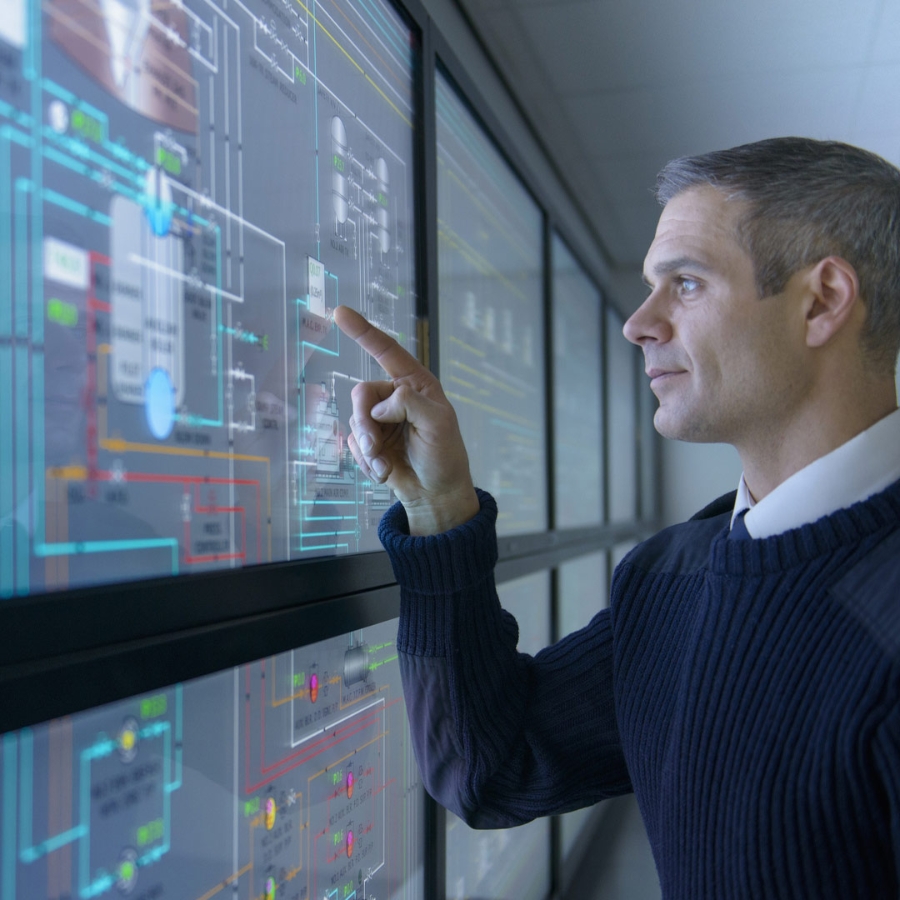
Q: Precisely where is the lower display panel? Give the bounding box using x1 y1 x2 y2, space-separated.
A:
445 572 552 900
1 618 423 900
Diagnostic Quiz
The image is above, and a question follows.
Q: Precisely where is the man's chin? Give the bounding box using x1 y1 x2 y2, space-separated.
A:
654 406 722 443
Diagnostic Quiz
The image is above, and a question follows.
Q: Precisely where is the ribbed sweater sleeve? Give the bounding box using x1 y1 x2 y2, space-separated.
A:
873 671 900 874
379 489 631 827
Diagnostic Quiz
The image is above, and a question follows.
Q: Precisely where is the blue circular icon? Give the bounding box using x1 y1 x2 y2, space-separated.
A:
145 368 175 440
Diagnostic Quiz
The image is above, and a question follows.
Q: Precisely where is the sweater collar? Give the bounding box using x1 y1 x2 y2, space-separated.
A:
712 475 900 576
731 407 900 539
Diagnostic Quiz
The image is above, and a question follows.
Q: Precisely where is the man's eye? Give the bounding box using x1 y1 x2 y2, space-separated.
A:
678 277 700 293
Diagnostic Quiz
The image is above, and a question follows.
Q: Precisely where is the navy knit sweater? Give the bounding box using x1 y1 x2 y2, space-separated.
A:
379 480 900 899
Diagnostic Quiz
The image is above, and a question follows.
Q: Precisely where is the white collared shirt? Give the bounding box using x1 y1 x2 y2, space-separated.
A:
731 407 900 539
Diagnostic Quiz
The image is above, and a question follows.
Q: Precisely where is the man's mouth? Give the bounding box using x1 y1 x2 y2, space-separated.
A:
646 368 686 385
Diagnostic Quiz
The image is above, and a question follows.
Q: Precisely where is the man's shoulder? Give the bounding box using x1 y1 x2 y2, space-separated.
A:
620 490 735 577
688 490 738 522
830 525 900 658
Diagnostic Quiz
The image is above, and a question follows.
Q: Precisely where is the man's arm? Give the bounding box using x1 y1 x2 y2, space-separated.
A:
381 492 632 826
335 307 631 823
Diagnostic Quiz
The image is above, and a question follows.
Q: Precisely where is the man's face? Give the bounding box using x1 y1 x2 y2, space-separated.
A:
625 185 810 445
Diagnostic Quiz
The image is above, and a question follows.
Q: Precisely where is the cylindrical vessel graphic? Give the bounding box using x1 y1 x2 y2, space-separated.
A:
315 389 341 476
375 157 390 253
343 644 370 686
332 116 350 224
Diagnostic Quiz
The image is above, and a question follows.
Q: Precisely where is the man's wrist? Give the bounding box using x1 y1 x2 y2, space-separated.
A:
403 487 481 536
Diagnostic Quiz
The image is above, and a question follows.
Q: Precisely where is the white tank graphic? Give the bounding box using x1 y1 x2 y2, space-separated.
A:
331 116 349 225
375 157 390 254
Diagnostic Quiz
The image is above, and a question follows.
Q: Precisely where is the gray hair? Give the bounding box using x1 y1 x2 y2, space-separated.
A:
657 137 900 375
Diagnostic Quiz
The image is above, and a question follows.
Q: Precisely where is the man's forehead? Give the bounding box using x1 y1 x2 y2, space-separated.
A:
643 185 746 277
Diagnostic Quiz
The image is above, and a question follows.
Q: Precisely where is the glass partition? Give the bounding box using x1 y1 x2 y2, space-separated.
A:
606 308 637 521
435 71 546 536
552 233 603 528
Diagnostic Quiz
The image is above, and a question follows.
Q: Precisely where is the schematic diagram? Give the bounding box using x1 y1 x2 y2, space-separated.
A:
0 0 417 598
0 620 423 899
434 76 546 537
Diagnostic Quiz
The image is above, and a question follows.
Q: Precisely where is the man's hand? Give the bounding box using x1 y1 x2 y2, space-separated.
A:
333 306 480 536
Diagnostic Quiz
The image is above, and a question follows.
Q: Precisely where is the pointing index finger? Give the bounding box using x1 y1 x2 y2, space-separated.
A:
333 305 423 380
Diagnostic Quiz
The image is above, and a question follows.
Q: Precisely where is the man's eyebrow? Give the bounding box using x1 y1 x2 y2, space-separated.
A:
643 256 713 285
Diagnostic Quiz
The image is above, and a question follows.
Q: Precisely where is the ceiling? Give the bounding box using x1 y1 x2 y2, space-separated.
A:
458 0 900 285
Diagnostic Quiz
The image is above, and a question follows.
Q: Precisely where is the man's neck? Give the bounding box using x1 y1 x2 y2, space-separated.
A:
738 388 898 502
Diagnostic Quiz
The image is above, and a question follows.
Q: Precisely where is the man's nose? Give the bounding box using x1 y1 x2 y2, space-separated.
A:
623 290 672 346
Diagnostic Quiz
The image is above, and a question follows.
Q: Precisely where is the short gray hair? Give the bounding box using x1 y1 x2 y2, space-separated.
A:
657 137 900 375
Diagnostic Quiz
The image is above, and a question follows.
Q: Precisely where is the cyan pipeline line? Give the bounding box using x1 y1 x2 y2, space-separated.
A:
354 0 408 63
41 188 111 226
18 729 87 864
14 179 30 340
2 734 18 899
0 346 13 598
42 128 144 189
34 539 180 575
31 349 44 548
0 99 32 129
14 343 28 594
78 736 117 899
0 128 26 596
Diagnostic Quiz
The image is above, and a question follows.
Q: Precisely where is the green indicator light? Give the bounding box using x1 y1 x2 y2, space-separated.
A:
137 818 164 846
71 109 103 143
156 147 182 176
294 671 305 687
333 154 345 172
140 694 167 719
47 298 78 327
120 861 135 880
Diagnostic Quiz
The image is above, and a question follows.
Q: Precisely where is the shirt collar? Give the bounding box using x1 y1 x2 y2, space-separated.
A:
731 406 900 539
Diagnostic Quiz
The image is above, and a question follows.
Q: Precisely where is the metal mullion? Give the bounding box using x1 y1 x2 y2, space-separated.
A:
419 15 447 900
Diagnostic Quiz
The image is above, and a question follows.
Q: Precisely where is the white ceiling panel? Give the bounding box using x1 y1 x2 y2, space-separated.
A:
590 152 671 264
850 64 900 158
568 69 862 160
869 0 900 64
516 0 880 95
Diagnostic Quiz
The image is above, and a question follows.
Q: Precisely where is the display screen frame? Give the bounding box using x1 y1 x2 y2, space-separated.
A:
0 0 430 702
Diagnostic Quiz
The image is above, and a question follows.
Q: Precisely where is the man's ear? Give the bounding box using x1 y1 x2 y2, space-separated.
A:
804 256 861 349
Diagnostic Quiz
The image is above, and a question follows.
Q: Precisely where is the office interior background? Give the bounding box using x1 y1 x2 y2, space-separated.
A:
1 0 899 897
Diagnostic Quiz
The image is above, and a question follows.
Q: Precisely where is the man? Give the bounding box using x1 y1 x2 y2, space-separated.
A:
334 137 900 898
